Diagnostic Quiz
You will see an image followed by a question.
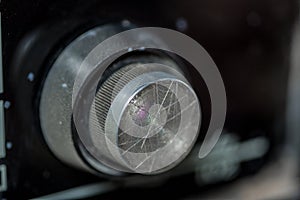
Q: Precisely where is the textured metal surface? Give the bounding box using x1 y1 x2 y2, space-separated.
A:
90 63 200 174
40 24 126 174
40 23 201 175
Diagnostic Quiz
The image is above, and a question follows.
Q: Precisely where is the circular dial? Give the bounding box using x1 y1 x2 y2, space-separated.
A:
89 63 200 174
39 23 201 175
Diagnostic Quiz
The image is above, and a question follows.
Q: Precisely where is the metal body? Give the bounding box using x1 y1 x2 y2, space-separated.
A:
40 24 201 175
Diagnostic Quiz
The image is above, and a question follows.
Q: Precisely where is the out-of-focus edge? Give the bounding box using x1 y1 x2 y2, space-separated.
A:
0 12 7 193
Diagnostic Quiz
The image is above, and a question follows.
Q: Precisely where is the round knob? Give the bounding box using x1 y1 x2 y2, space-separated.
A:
89 63 200 174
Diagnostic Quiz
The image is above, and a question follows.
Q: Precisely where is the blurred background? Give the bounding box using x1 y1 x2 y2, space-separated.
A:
1 0 300 199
